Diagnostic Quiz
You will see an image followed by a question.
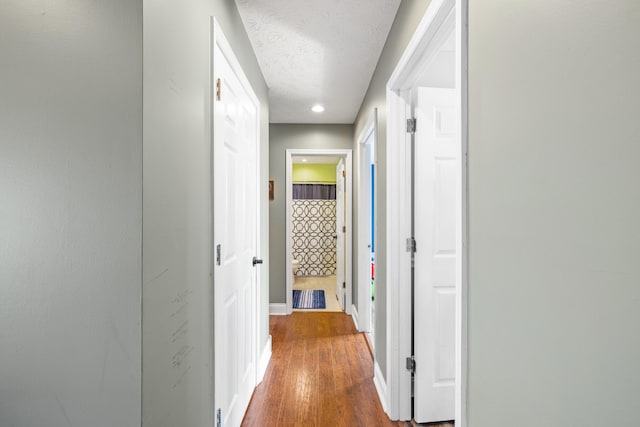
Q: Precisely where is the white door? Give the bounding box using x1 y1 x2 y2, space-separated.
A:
358 131 376 334
413 87 457 423
335 158 345 310
213 40 258 427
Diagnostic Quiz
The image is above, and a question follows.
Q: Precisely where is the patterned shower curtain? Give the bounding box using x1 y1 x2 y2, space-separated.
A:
291 184 337 276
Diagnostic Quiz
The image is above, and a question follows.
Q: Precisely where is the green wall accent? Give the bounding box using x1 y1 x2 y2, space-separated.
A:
292 164 337 183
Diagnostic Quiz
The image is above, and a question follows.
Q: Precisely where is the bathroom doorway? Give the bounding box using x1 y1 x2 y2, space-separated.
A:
285 149 352 314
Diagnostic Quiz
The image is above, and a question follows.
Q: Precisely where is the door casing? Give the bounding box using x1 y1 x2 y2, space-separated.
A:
383 0 468 424
335 157 346 310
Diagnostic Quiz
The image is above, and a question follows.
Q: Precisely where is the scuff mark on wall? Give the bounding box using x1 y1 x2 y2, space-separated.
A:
55 394 73 427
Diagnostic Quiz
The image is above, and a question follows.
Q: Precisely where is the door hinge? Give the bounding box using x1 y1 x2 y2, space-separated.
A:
343 282 346 289
406 355 416 374
342 170 346 177
216 244 221 266
342 225 346 233
406 237 416 253
216 408 222 427
406 117 416 134
216 78 221 101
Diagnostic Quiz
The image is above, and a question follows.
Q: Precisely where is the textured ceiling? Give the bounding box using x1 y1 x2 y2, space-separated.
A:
235 0 400 124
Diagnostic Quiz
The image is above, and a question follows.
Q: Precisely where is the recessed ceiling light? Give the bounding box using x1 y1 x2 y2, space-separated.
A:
311 105 325 113
301 158 307 162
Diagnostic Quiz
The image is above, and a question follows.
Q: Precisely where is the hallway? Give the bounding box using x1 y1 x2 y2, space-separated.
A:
241 313 453 426
4 0 639 425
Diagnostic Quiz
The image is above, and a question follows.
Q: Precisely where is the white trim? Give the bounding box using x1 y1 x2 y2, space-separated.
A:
385 0 468 424
385 88 413 421
269 303 287 315
387 0 455 90
285 153 293 314
455 1 469 425
374 360 388 414
285 149 353 316
351 304 359 331
212 19 260 107
211 18 262 423
357 109 378 146
356 108 377 334
257 335 272 383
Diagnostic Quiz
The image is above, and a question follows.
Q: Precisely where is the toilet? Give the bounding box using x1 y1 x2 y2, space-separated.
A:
291 259 300 283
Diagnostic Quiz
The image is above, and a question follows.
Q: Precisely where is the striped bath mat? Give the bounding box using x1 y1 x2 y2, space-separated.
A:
292 290 326 309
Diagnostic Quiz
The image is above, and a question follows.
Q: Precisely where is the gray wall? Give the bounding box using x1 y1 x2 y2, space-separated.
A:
0 1 142 426
143 1 269 426
269 124 354 303
467 1 640 424
352 0 431 379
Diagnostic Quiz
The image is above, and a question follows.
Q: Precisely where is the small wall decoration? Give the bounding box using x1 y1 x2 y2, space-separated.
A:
268 180 274 201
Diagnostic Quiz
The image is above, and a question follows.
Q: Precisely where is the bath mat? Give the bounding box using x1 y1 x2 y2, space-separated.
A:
292 289 326 309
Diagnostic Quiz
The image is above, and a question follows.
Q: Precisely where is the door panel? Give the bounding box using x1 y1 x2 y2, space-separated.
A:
435 289 455 382
434 159 456 254
214 39 258 427
222 296 238 410
414 87 457 423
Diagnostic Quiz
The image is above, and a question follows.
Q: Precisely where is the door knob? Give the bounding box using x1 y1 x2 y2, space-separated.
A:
252 257 263 266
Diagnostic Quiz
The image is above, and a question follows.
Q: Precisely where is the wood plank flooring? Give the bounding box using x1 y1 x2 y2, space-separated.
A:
241 312 454 427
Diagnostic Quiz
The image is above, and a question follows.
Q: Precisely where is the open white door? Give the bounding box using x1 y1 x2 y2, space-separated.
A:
413 87 457 423
357 111 377 334
335 158 345 310
213 22 259 427
385 0 467 422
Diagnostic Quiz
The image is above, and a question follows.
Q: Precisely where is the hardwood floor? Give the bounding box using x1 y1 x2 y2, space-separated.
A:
241 312 454 427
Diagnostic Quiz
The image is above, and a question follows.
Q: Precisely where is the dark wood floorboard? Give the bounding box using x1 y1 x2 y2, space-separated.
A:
241 312 454 427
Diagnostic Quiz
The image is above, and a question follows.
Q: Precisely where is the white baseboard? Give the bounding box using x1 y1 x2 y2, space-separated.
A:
257 335 272 383
269 303 287 315
351 304 359 331
374 360 388 414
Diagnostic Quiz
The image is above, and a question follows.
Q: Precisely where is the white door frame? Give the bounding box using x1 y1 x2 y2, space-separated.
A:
285 149 353 315
356 109 377 334
385 0 468 424
211 16 263 417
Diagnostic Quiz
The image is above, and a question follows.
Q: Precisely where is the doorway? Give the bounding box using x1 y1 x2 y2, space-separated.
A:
357 109 377 342
385 0 468 425
285 149 352 315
